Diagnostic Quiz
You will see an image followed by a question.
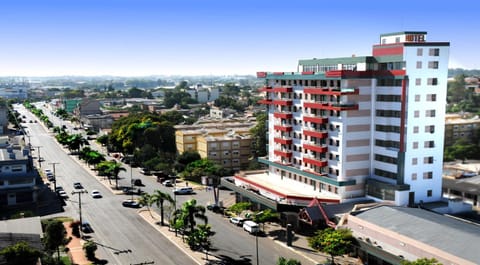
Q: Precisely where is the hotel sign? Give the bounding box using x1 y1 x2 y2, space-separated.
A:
405 34 425 42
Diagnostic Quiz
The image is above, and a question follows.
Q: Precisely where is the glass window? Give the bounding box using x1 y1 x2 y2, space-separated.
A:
429 48 440 56
413 142 418 149
412 158 418 165
428 61 439 69
427 78 438 85
412 173 417 180
414 110 420 118
415 95 420 102
415 78 421 86
416 61 422 69
417 48 423 56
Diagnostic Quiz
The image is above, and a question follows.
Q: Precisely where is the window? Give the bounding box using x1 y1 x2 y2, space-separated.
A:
413 142 419 149
412 158 418 165
416 61 422 69
428 61 439 69
427 78 438 85
426 94 437 101
414 110 420 118
424 156 434 164
415 94 420 102
427 190 433 197
395 37 400 43
375 154 397 164
429 48 440 56
412 173 417 180
424 141 435 148
425 125 435 133
413 126 419 133
415 78 421 86
417 48 423 56
423 172 433 179
425 109 436 117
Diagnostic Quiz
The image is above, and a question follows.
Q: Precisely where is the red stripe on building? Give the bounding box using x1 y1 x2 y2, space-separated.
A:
372 44 404 56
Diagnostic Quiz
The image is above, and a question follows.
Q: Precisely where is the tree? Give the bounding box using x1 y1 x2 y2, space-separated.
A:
66 134 89 153
401 258 442 265
83 241 97 261
187 224 215 259
253 209 279 231
139 193 154 217
0 241 42 265
277 257 302 265
97 160 126 189
151 189 174 226
180 199 207 234
308 228 355 264
250 112 268 157
43 219 68 261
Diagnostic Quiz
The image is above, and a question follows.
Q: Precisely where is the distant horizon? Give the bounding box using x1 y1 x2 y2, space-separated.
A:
2 0 479 76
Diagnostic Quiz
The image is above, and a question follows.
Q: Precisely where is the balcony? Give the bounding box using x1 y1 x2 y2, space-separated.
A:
274 112 293 119
274 124 293 132
303 115 328 124
272 87 293 93
274 137 292 145
304 87 359 95
303 128 328 139
303 143 328 153
258 99 273 105
273 99 293 106
303 156 328 167
274 149 293 158
258 86 273 92
304 101 358 111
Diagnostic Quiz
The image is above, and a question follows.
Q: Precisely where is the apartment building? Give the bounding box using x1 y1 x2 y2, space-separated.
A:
175 120 255 171
444 113 480 146
256 31 449 206
0 139 36 207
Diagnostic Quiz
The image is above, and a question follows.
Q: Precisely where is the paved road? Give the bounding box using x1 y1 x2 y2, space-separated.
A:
17 104 196 265
20 103 319 265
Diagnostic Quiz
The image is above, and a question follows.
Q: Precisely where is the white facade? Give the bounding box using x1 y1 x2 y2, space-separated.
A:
258 31 449 206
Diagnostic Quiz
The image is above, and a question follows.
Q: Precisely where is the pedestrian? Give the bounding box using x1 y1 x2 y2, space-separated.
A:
186 181 188 187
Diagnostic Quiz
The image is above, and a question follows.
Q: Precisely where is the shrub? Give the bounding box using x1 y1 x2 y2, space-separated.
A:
83 241 97 261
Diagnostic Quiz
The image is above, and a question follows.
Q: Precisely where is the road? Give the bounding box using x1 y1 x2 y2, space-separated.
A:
17 103 195 265
19 103 318 265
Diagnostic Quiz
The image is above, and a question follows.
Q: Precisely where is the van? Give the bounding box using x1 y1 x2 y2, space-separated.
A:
243 220 260 234
173 187 193 195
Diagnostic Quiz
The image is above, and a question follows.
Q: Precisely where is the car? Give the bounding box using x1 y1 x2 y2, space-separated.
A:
73 182 83 189
173 187 193 195
46 172 54 181
81 222 94 233
206 203 222 213
58 190 69 199
122 199 142 208
162 180 173 187
229 216 246 226
123 187 144 195
140 168 151 175
55 186 64 192
91 190 102 198
131 178 143 186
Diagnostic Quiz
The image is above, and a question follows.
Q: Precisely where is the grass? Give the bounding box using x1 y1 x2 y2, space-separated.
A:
60 256 72 265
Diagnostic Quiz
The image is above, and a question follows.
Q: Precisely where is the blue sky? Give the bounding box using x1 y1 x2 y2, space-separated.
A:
1 0 478 76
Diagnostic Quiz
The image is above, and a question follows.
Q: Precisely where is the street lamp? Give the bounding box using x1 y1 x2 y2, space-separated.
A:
48 162 59 192
72 189 88 238
255 211 264 265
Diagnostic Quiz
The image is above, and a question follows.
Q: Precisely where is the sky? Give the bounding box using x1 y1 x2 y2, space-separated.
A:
1 0 479 77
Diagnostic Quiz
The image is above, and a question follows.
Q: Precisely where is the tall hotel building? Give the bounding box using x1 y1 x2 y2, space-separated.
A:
256 31 449 206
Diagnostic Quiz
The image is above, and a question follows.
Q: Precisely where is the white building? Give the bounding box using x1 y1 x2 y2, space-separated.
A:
255 31 449 206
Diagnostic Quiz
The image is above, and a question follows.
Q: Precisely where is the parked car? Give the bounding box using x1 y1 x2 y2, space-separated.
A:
122 199 142 208
206 203 222 213
58 190 69 199
229 216 246 226
73 182 83 189
131 178 143 186
46 172 55 181
139 168 151 175
162 180 173 187
81 222 94 233
122 187 144 195
173 187 193 195
55 186 64 193
243 220 260 235
90 190 102 198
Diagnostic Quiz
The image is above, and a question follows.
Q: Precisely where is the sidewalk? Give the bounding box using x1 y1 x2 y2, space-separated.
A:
64 222 90 265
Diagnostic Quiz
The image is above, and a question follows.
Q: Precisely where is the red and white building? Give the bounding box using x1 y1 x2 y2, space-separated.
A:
241 31 449 207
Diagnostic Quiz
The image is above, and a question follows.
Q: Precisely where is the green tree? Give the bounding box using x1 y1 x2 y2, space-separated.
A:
97 160 126 189
139 193 154 217
250 112 268 157
180 199 207 234
83 241 97 261
228 202 252 215
401 258 442 265
66 134 89 153
308 228 355 264
43 219 68 261
277 257 302 265
187 224 215 259
151 189 174 226
253 209 279 231
0 241 42 265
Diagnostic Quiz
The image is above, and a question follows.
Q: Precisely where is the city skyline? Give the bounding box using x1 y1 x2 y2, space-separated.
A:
1 0 479 77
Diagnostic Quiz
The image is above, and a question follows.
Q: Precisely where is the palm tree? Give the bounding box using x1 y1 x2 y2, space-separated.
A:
151 190 174 226
139 193 153 217
66 134 89 153
109 161 126 190
181 199 207 233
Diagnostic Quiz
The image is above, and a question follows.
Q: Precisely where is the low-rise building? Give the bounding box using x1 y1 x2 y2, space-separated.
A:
444 113 480 146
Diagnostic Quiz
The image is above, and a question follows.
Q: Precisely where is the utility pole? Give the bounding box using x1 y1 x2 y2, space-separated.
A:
72 189 88 238
48 162 60 192
32 146 43 167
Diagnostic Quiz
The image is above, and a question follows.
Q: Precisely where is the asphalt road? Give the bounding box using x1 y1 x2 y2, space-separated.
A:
18 103 318 265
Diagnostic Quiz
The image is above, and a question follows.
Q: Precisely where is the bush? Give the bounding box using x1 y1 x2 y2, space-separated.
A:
83 241 97 261
70 221 80 238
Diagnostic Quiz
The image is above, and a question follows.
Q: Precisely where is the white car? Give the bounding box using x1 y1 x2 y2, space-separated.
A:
229 216 246 226
58 190 69 199
91 190 102 198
